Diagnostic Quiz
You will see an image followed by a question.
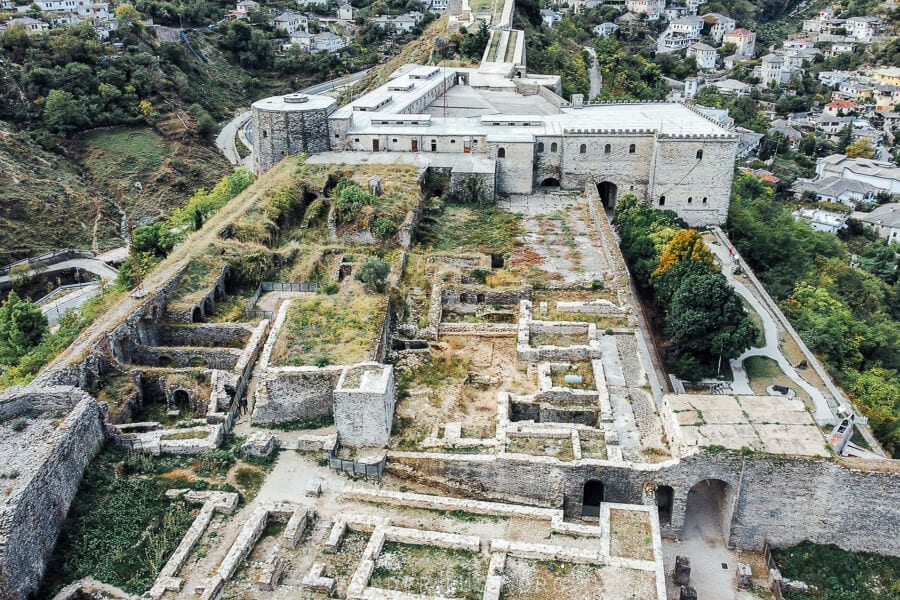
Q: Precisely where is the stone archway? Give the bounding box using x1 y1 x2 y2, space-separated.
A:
656 485 674 526
597 181 618 210
203 296 214 317
684 479 735 542
191 306 203 323
582 479 604 518
541 177 560 188
171 389 191 411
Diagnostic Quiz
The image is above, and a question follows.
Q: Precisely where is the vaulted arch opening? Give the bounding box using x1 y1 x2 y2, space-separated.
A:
684 479 734 542
541 177 560 188
596 181 618 210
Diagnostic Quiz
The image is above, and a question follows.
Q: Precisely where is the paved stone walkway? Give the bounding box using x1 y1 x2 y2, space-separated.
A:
704 239 834 425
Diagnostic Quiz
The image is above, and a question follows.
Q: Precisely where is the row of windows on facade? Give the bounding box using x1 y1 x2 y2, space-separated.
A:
337 136 703 162
657 196 708 206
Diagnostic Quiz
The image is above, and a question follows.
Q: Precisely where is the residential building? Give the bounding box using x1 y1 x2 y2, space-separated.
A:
783 38 815 50
723 54 751 70
817 154 900 195
540 9 561 26
723 28 755 57
701 12 735 42
372 11 423 33
310 30 346 52
230 0 259 18
429 0 448 12
711 78 751 96
272 11 308 34
669 15 703 39
872 67 900 87
838 79 876 100
854 203 900 242
337 3 356 20
760 54 785 85
625 0 664 15
7 17 50 33
792 176 879 206
819 70 853 87
825 99 859 116
768 122 803 148
593 22 618 38
875 85 900 113
846 16 882 42
802 11 845 35
827 42 856 57
687 42 717 70
792 208 849 233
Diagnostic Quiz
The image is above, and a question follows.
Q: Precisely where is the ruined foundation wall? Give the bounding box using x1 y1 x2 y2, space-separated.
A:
0 398 105 600
252 369 342 425
387 451 900 556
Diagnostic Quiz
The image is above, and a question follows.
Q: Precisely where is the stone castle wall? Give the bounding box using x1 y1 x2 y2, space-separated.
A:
254 103 336 172
387 451 900 556
0 397 105 600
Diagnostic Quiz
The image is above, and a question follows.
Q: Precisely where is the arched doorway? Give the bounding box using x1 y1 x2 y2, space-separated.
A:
191 306 203 323
214 285 225 302
541 177 560 188
656 485 674 526
203 297 214 317
597 181 618 210
684 479 734 542
582 480 604 518
172 389 191 411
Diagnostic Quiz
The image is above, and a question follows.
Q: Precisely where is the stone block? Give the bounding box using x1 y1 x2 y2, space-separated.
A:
737 562 752 589
241 431 278 458
325 519 347 553
302 563 335 593
674 555 691 585
283 509 312 548
256 556 287 591
306 480 322 497
679 585 697 600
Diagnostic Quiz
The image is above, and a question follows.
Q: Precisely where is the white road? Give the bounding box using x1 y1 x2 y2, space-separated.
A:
584 46 602 100
0 258 118 288
215 110 252 168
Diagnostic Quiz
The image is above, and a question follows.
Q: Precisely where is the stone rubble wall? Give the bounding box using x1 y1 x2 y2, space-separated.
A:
0 397 105 600
159 324 254 348
252 368 342 425
387 451 900 556
0 385 91 423
132 346 243 370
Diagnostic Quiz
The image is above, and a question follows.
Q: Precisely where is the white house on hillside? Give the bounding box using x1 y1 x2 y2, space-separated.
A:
687 42 717 70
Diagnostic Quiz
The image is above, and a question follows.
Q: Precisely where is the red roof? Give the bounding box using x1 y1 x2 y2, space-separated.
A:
827 99 857 109
728 28 753 36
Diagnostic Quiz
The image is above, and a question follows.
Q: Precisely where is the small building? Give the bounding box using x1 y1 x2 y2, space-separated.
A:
593 22 618 38
768 123 803 148
824 99 859 116
817 154 900 195
792 176 879 207
711 78 751 96
723 28 755 57
337 2 356 21
854 203 900 242
7 17 50 34
702 12 735 42
792 208 849 233
723 54 751 70
687 42 717 71
272 11 309 35
231 0 258 18
819 70 853 87
540 9 561 26
845 16 882 42
310 31 347 52
372 11 423 33
669 15 703 39
625 0 664 15
875 85 900 113
760 53 785 85
827 41 856 57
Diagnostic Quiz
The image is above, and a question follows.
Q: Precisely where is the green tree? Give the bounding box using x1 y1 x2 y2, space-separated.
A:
42 89 89 135
0 291 48 366
355 259 390 293
665 269 759 367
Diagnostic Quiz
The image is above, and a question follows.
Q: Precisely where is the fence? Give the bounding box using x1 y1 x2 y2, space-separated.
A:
763 539 785 600
0 249 94 277
329 444 387 480
245 281 319 318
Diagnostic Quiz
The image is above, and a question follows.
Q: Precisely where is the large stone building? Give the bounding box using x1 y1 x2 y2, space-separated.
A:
251 63 738 227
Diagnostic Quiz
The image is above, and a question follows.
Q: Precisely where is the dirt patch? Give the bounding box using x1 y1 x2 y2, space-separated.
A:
609 509 654 561
502 558 657 599
506 436 574 461
371 542 487 600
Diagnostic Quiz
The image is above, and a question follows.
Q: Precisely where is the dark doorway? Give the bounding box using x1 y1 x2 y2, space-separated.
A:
582 480 604 518
191 306 203 323
373 139 380 152
431 140 437 152
203 297 214 317
656 485 674 526
214 285 225 302
597 181 618 210
541 177 560 188
684 479 734 542
172 389 191 410
158 355 173 368
412 139 418 152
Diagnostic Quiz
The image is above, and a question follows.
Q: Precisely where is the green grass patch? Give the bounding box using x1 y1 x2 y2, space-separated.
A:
422 202 521 253
270 294 386 366
772 542 900 599
40 444 236 596
82 128 165 176
745 355 781 381
255 414 334 431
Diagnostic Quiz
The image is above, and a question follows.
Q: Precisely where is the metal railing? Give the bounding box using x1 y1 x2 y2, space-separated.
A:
329 444 387 480
245 281 319 317
0 249 94 277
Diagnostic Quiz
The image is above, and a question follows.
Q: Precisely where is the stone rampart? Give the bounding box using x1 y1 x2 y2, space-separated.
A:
0 397 105 600
159 324 253 348
386 451 900 556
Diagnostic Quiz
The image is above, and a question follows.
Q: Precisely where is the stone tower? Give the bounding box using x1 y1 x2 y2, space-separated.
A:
251 92 337 172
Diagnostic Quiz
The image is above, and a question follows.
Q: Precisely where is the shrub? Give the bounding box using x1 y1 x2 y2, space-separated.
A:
320 282 339 295
0 291 48 366
355 259 390 293
373 216 397 240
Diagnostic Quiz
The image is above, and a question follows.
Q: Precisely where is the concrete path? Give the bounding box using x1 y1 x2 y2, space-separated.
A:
704 240 835 424
215 110 251 168
42 283 102 326
0 258 118 287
